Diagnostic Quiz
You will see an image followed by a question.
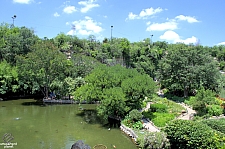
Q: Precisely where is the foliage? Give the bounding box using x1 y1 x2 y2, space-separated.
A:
74 65 156 118
157 45 221 97
132 121 143 129
16 40 69 97
0 60 19 94
151 113 175 127
164 120 225 149
0 23 38 64
70 54 101 78
203 118 225 134
121 74 156 110
188 88 220 116
136 131 170 149
207 104 223 116
129 109 143 121
151 96 185 116
220 89 225 99
122 115 143 130
143 111 175 127
150 103 167 113
96 87 128 119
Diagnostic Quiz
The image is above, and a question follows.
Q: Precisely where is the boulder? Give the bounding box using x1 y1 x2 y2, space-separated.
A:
71 140 91 149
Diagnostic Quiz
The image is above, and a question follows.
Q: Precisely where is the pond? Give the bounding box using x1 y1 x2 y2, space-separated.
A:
0 99 137 149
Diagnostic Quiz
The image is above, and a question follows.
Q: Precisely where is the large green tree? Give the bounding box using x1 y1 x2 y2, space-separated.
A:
74 65 156 119
157 45 221 97
16 40 70 97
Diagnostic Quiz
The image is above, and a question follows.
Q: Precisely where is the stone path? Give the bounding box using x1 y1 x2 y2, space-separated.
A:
142 118 160 132
142 102 160 132
177 103 196 120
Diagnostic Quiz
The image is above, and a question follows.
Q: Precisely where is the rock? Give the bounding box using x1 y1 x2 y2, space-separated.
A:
71 140 91 149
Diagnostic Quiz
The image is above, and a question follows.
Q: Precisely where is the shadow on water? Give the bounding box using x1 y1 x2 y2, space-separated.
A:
76 109 121 129
21 100 47 107
76 109 110 128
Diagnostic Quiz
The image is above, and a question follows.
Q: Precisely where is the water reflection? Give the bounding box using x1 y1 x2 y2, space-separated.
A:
0 99 137 149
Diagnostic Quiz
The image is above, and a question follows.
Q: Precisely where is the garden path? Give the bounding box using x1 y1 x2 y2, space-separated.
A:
142 102 160 132
176 103 196 120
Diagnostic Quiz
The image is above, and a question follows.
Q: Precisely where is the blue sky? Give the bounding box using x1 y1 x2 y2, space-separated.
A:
1 0 225 46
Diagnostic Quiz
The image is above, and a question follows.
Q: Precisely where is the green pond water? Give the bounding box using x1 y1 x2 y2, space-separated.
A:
0 99 137 149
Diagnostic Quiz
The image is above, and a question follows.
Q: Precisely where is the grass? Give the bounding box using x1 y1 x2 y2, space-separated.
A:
151 96 185 117
142 95 185 127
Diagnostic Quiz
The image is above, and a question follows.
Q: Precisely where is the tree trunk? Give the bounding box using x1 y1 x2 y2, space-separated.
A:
184 88 188 98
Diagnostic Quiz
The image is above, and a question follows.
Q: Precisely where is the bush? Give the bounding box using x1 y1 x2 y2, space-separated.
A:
207 105 223 116
129 109 142 121
142 111 175 127
204 118 225 134
150 103 167 113
184 96 196 106
136 131 170 149
163 120 225 149
151 113 175 127
142 111 154 119
122 115 143 130
132 121 143 130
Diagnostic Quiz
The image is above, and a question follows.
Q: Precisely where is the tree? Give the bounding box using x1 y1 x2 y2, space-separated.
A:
74 65 156 118
121 74 156 110
0 60 19 95
97 87 128 119
157 45 221 97
16 40 69 98
0 23 38 64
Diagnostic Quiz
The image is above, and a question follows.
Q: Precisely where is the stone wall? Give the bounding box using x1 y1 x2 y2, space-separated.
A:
120 124 138 142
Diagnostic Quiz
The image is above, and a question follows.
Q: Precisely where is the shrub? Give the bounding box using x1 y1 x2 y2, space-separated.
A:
129 109 142 121
142 111 154 120
136 131 170 149
163 120 225 149
184 96 196 106
150 103 167 113
122 115 143 130
207 104 223 116
132 121 143 130
122 115 133 128
151 113 175 127
142 111 175 127
204 118 225 134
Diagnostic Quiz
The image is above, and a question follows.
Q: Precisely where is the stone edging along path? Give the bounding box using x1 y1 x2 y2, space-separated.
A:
120 99 197 143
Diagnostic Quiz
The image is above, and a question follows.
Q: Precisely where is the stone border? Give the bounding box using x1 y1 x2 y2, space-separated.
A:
120 124 138 142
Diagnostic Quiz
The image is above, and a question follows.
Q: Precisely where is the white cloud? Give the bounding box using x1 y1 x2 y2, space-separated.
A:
160 30 198 44
66 22 70 25
13 0 32 4
78 0 99 13
63 5 77 14
146 21 151 25
67 16 103 36
160 30 180 41
53 12 60 17
139 7 163 17
146 20 178 31
128 12 138 20
127 7 163 20
178 36 198 44
217 42 225 45
175 15 199 23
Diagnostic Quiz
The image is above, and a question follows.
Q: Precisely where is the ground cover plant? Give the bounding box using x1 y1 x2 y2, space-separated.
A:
163 120 225 149
142 96 185 127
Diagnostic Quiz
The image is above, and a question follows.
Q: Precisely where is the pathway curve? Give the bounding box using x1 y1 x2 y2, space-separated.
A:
177 103 196 120
142 102 160 132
